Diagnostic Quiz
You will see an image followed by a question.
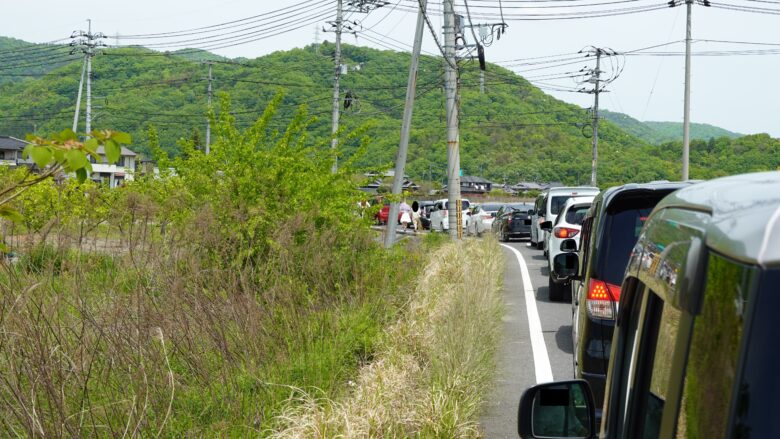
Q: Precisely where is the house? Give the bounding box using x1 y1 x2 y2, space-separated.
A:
89 145 138 188
513 181 545 192
0 136 33 167
459 175 493 194
359 170 419 194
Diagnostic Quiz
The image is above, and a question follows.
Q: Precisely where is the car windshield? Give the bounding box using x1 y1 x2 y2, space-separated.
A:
565 205 590 225
550 196 572 215
596 207 652 285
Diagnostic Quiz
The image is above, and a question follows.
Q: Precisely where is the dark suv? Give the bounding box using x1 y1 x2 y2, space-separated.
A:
493 202 533 242
518 171 780 438
568 182 692 414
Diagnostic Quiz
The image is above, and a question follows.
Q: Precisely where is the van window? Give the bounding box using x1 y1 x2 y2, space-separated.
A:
550 196 572 215
731 269 780 437
675 254 754 438
640 297 682 439
565 205 590 226
595 207 651 285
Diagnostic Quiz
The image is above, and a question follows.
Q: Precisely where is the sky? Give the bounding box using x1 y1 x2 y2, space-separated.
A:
3 0 779 137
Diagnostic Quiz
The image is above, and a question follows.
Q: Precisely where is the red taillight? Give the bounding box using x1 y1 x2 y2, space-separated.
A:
554 227 580 239
482 214 491 220
586 279 622 320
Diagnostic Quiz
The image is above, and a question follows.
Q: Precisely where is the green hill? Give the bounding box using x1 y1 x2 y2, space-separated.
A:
0 38 777 186
601 109 742 144
0 36 79 84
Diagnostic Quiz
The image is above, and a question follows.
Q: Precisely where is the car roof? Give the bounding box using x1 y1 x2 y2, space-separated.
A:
546 186 600 196
654 171 780 268
563 196 595 208
595 181 694 212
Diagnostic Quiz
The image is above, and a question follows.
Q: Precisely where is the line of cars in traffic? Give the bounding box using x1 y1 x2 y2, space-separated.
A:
516 171 780 438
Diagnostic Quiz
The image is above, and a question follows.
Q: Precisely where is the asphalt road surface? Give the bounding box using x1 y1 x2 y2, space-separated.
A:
479 240 575 439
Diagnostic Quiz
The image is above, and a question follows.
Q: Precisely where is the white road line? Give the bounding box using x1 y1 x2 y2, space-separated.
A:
501 243 554 384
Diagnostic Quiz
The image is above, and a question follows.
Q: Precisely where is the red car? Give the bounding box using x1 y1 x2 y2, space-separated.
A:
375 204 402 225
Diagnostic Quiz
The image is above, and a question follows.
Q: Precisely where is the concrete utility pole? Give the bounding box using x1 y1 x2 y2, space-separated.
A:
72 56 87 132
590 49 602 187
443 0 462 239
682 0 692 180
385 0 427 248
205 62 213 154
86 19 93 136
330 0 344 173
70 19 106 138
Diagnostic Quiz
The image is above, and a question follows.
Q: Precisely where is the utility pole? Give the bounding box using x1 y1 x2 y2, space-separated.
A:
577 46 622 187
70 19 106 138
443 0 461 239
330 0 343 174
590 49 602 187
385 0 427 248
323 0 389 173
72 56 87 132
205 62 213 154
668 0 709 180
480 70 485 94
682 0 692 180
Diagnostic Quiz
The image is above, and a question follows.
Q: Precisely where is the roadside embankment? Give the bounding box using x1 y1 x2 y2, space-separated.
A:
270 237 505 438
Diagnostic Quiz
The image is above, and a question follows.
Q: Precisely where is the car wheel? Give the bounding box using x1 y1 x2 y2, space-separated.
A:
548 274 566 302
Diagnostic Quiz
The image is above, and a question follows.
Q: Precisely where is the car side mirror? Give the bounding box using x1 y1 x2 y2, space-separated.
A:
553 253 580 280
559 239 577 252
540 221 553 232
518 380 596 439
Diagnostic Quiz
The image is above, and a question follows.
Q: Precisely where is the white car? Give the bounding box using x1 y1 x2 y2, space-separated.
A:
465 204 496 236
429 198 471 232
539 186 600 254
542 196 594 301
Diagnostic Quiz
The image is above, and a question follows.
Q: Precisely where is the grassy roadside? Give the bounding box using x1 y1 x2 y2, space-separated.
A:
268 236 505 438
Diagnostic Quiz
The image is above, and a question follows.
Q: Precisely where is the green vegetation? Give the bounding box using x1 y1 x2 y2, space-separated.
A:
270 238 505 437
601 109 742 145
2 36 778 188
0 98 439 436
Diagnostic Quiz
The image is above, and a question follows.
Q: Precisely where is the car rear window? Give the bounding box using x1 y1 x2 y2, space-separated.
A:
550 196 572 215
565 205 590 225
482 203 503 212
596 207 652 285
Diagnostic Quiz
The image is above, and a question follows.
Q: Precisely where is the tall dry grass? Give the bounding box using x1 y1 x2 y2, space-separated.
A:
268 237 505 438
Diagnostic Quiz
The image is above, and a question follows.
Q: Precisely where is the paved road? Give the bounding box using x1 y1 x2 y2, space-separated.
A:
479 240 574 439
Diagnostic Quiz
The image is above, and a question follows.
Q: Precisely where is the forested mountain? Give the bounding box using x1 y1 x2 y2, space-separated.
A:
0 37 78 84
0 37 777 186
601 109 742 144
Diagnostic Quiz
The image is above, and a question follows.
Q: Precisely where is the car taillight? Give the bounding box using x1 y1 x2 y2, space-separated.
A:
554 227 579 239
586 279 622 320
481 214 491 220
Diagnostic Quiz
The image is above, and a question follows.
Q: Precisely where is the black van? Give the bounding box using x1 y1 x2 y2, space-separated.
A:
518 172 780 438
569 182 692 413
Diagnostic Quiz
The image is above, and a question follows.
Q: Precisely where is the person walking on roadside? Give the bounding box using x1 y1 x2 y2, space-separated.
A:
411 201 423 232
399 200 412 232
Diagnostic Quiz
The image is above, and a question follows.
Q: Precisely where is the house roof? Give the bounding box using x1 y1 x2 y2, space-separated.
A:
513 181 544 190
96 145 137 157
461 175 492 184
0 136 28 151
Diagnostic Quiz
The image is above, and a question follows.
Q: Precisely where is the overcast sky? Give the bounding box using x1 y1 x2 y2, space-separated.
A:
3 0 779 136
